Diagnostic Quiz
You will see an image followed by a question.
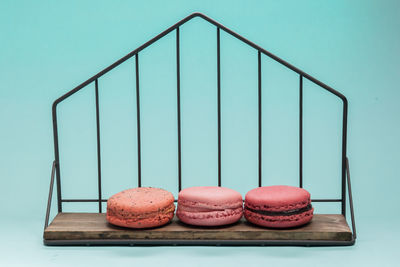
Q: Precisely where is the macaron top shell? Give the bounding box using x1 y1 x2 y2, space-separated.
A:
178 186 243 208
245 185 311 212
107 187 174 213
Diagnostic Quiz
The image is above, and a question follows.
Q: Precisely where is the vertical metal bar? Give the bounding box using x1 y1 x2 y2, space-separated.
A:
135 54 142 187
346 157 356 239
44 161 56 230
299 75 303 188
52 104 62 212
258 51 262 187
341 100 348 216
95 79 102 213
217 27 221 187
176 27 182 192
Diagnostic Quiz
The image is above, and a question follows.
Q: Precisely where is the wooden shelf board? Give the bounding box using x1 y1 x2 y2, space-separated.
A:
44 213 352 242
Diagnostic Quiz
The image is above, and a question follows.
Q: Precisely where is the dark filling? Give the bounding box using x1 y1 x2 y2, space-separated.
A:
245 204 312 216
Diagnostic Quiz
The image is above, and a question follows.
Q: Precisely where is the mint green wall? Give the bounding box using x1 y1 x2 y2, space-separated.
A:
0 0 399 265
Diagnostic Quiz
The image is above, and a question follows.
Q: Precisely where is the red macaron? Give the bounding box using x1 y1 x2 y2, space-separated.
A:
106 187 175 229
177 186 243 226
244 185 314 228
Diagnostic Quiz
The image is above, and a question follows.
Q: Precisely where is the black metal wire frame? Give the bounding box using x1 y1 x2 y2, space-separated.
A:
46 13 355 243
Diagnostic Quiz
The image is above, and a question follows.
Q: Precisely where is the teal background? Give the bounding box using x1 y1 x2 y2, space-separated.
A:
1 0 399 266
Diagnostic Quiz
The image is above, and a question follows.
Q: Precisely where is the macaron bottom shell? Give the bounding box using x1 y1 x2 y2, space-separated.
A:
177 206 243 226
244 207 314 228
107 203 175 229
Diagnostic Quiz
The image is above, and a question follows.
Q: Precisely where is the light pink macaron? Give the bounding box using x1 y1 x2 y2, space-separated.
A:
176 186 243 226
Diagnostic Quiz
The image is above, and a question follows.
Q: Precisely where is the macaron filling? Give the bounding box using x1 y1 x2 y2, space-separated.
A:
245 203 312 217
178 205 243 219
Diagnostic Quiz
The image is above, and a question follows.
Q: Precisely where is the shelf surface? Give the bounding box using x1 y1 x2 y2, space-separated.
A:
44 213 352 245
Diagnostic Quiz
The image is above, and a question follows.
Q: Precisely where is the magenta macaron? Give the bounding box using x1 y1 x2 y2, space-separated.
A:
177 186 243 226
244 185 314 228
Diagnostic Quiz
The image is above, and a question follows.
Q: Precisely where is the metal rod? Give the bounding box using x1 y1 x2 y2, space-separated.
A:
299 75 303 188
346 157 357 239
341 100 348 216
176 27 182 192
95 79 102 213
44 161 56 230
51 13 346 109
217 27 221 187
135 54 142 187
196 13 347 102
45 238 355 246
52 13 201 107
311 199 342 202
60 198 340 203
62 199 108 202
52 108 62 213
258 51 262 187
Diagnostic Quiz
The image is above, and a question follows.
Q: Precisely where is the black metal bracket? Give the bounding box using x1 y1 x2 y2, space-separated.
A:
44 13 355 246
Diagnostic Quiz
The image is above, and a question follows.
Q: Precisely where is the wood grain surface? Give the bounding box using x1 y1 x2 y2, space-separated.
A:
44 213 352 241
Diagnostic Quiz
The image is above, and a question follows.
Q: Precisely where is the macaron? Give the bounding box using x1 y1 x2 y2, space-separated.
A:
244 185 314 228
177 186 243 226
106 187 175 229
